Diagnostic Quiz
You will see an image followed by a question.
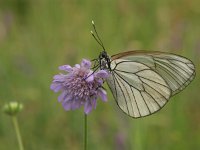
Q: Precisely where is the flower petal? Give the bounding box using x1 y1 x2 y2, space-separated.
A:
59 65 73 72
63 95 72 103
86 71 94 82
98 89 107 102
92 99 97 109
75 64 80 68
81 59 91 69
84 100 93 114
71 100 81 110
95 70 109 78
50 83 63 92
96 78 103 85
62 101 72 111
53 74 65 80
58 92 68 102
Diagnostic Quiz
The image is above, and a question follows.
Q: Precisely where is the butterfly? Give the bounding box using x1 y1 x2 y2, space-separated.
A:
91 21 195 118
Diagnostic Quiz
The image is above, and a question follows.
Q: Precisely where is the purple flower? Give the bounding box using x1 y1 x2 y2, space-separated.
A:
50 59 109 114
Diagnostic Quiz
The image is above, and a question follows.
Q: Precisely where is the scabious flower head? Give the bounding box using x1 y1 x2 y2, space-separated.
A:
50 59 109 114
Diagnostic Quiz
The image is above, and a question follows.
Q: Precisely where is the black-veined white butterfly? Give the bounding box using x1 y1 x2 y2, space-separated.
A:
91 21 195 118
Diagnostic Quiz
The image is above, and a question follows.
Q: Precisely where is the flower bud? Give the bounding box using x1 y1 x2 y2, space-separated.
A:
2 102 23 116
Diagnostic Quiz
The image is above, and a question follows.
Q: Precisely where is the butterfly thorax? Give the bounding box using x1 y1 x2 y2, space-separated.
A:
99 51 111 71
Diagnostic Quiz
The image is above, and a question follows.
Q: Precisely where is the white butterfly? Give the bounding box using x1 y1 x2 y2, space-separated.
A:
91 21 195 118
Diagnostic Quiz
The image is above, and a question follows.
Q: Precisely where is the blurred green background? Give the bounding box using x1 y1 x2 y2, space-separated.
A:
0 0 199 150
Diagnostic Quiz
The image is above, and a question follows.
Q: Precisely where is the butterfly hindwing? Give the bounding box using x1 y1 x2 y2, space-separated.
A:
106 59 171 118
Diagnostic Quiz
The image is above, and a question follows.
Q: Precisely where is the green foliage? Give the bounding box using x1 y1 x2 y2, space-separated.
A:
0 0 199 149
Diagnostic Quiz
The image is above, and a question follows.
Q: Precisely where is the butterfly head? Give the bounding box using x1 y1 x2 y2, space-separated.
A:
99 50 111 70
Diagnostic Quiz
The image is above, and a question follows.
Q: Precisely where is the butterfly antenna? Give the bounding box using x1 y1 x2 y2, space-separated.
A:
91 20 106 51
91 31 104 49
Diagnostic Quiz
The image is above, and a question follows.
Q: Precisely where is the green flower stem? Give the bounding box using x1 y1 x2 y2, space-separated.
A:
12 116 24 150
84 114 87 150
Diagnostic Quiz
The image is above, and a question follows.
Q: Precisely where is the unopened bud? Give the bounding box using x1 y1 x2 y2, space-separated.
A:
92 20 94 25
2 101 23 116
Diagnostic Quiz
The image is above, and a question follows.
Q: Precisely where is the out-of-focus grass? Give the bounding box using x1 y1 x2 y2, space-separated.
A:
0 0 199 150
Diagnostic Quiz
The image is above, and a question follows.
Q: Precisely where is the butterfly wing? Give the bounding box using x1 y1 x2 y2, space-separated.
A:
106 50 195 118
111 50 195 96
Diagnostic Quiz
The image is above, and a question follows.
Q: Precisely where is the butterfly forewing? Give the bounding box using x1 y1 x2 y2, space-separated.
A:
106 50 195 118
